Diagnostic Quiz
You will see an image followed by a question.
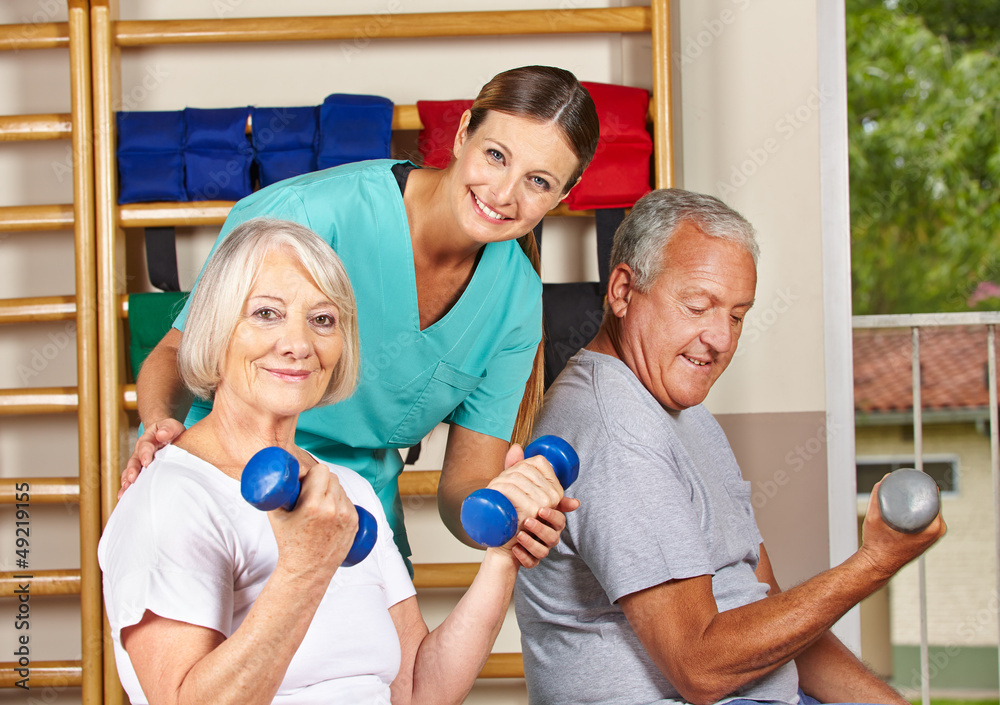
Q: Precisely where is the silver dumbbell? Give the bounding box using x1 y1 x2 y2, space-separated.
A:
877 468 940 534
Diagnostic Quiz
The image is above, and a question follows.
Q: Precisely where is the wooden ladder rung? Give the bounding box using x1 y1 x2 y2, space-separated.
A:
0 23 69 52
399 470 440 497
0 655 516 687
0 569 80 597
0 114 73 141
0 204 75 232
102 406 440 489
119 201 235 228
123 385 137 410
0 660 80 688
0 563 478 595
246 102 647 135
244 105 420 132
0 656 516 685
412 562 479 589
118 201 589 229
0 478 79 504
480 652 524 679
0 388 78 415
0 296 77 324
113 8 650 47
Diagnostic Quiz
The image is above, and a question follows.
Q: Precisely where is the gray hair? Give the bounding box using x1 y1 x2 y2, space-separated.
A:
179 217 360 406
610 188 759 292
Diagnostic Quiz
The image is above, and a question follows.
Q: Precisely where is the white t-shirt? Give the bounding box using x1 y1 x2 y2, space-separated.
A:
99 444 416 704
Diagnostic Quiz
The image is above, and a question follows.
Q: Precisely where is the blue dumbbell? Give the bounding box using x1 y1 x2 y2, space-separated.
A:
877 468 940 534
241 446 378 567
460 435 580 548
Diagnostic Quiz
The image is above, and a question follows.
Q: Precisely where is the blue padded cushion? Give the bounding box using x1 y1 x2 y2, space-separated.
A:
317 94 393 170
183 107 253 201
251 105 319 187
116 111 186 204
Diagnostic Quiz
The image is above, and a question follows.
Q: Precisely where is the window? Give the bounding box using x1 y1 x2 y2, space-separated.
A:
856 457 956 495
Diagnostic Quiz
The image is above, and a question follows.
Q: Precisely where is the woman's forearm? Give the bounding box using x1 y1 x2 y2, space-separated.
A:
409 549 518 705
438 426 509 547
136 328 193 428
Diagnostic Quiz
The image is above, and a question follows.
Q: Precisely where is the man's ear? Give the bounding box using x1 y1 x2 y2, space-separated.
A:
605 263 636 318
452 109 473 158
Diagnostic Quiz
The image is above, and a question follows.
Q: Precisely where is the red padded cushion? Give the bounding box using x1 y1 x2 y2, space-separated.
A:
563 82 652 210
416 100 474 168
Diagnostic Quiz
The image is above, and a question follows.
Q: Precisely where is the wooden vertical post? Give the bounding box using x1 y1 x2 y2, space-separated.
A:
68 1 103 703
650 0 673 188
90 1 126 702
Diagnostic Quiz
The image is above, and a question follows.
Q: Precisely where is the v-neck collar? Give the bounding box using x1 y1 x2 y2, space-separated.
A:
387 173 503 337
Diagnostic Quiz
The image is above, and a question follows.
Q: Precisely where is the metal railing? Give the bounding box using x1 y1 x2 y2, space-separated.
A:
853 311 1000 703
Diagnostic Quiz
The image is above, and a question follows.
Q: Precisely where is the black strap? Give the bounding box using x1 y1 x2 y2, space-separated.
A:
595 208 625 291
403 443 421 466
144 227 181 292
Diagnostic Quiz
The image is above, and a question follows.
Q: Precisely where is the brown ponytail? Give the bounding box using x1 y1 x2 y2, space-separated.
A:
510 230 545 448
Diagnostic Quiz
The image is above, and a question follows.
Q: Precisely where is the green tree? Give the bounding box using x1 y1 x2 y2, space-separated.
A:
899 0 1000 54
847 0 1000 314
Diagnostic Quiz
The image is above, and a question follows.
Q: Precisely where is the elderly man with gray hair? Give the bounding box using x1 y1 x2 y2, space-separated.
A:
515 189 945 705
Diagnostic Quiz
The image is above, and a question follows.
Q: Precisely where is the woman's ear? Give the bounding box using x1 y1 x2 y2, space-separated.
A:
452 109 473 158
558 175 583 202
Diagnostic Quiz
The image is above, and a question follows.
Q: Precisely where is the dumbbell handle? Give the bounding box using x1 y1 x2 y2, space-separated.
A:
240 446 377 567
460 435 580 548
877 468 940 534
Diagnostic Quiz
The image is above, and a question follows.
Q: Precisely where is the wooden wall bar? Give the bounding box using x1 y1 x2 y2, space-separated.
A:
0 477 80 504
0 204 75 231
0 3 102 702
0 661 82 688
114 8 649 46
0 296 77 323
0 387 78 414
0 570 81 598
0 114 73 141
0 23 69 51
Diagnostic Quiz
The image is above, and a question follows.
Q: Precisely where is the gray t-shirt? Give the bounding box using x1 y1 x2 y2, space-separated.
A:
515 349 799 704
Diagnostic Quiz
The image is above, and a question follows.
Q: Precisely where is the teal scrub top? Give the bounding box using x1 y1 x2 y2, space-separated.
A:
172 160 543 561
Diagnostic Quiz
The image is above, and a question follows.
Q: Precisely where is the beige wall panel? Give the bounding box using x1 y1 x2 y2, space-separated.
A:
717 410 831 588
678 1 828 416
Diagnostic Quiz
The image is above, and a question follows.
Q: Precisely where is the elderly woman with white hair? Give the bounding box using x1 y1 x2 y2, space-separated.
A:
99 217 564 705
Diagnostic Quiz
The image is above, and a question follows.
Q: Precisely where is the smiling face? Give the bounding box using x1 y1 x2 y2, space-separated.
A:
612 221 758 411
448 109 581 245
216 247 344 421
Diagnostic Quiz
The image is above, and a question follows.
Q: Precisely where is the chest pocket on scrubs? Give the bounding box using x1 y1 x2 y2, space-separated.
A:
388 361 485 447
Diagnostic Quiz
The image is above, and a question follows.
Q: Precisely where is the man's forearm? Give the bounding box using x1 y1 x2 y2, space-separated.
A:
624 550 895 704
707 552 893 680
795 631 908 705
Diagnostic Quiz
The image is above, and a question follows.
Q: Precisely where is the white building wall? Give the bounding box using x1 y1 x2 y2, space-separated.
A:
856 423 998 648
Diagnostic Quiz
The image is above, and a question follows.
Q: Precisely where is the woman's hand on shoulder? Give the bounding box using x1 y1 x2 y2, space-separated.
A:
268 462 359 580
488 444 580 569
119 418 186 498
497 498 578 569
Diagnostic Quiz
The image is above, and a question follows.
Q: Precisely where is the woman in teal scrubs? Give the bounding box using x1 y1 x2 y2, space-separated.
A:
123 66 599 567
